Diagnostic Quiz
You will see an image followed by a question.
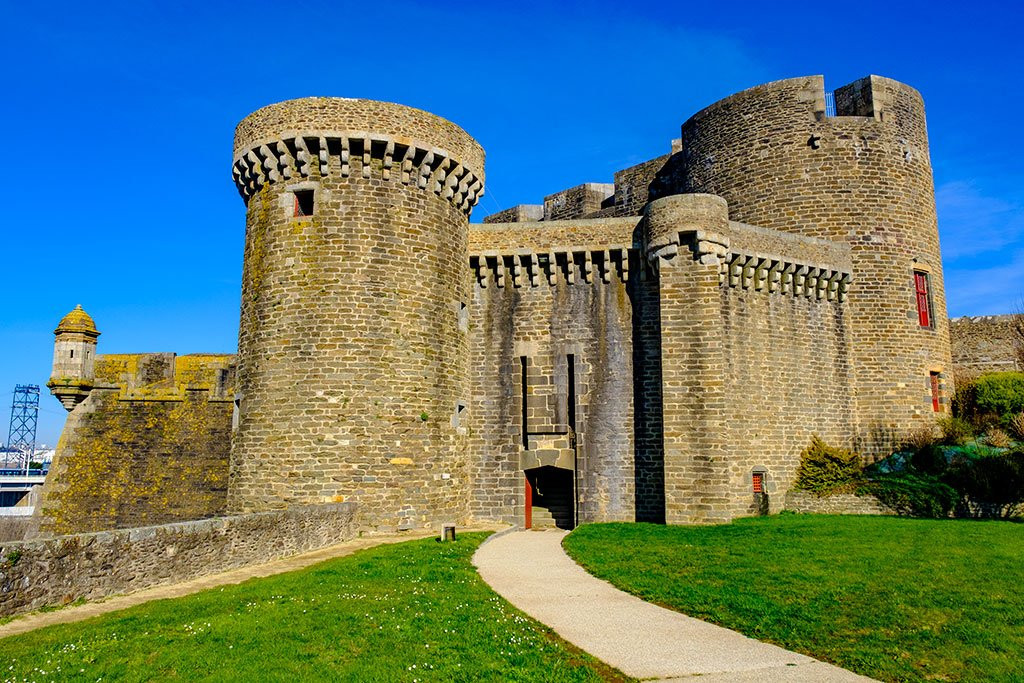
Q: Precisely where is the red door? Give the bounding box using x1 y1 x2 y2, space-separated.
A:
525 475 533 529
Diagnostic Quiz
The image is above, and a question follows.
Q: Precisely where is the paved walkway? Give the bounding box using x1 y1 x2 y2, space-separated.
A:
0 527 491 640
473 529 875 682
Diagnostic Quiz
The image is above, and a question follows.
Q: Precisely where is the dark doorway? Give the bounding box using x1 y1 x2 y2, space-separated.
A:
525 466 574 529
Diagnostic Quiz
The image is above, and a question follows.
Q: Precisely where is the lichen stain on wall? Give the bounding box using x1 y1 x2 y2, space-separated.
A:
40 356 233 535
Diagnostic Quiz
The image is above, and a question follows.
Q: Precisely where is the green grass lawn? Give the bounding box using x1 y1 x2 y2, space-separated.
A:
563 515 1024 683
0 533 627 682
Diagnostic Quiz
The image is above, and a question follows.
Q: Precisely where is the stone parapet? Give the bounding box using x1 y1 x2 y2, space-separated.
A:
470 216 638 253
543 183 615 221
235 97 484 171
482 204 544 224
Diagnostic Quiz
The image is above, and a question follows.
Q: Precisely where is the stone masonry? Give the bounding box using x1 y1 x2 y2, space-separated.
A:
950 315 1022 376
38 75 991 536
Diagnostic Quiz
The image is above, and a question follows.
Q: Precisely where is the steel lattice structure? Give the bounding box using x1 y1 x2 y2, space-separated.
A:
6 384 40 470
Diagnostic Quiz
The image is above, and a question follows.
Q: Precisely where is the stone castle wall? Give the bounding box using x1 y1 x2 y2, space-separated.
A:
645 194 856 522
38 353 234 535
467 218 641 525
718 222 855 516
950 315 1022 376
0 503 354 618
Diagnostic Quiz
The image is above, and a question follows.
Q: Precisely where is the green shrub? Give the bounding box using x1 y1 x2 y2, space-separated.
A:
944 448 1024 519
794 436 863 494
861 473 958 518
937 416 975 446
974 372 1024 422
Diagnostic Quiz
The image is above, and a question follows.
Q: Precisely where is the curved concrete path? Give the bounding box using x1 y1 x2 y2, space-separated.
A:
474 530 875 682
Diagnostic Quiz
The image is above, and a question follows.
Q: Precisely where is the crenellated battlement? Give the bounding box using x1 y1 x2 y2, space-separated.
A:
232 133 484 213
650 228 851 302
470 247 632 288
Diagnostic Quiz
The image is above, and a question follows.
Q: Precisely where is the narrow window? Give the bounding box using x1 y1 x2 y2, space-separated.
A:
452 401 467 429
930 372 941 412
293 189 315 217
914 271 933 328
69 349 74 358
752 472 765 494
520 356 529 448
566 354 576 434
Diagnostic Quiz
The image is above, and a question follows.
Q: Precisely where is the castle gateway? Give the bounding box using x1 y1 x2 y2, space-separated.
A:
42 75 951 535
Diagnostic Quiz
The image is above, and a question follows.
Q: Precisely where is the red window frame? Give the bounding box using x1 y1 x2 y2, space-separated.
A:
752 472 765 494
914 271 932 328
930 372 941 412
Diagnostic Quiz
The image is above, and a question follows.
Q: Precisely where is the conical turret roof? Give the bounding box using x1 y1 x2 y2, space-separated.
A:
55 304 100 337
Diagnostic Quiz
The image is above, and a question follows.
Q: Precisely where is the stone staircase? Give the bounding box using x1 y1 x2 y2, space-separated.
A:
531 485 574 530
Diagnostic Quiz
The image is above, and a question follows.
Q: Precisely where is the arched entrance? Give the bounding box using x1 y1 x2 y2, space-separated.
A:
525 465 574 529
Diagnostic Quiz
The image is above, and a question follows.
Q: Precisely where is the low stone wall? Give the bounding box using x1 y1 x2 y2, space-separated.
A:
0 503 355 618
784 490 894 515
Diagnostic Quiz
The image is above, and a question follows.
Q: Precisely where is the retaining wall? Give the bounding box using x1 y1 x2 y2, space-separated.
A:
0 503 355 618
784 490 893 515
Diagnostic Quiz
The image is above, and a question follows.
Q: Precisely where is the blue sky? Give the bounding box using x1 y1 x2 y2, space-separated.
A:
2 0 1022 444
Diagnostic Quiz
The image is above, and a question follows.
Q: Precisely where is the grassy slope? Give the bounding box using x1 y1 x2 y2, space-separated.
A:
0 533 627 682
563 516 1024 683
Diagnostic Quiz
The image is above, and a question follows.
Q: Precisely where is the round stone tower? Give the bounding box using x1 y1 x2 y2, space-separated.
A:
228 97 485 530
47 305 100 411
673 75 951 452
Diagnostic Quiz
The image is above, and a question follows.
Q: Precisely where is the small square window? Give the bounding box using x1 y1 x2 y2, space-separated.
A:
294 190 315 217
752 472 765 494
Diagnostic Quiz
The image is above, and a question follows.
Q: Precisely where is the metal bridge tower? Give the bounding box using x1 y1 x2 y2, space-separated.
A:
6 385 40 471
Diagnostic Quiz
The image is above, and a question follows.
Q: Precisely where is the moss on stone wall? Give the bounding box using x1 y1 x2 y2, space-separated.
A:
39 355 234 535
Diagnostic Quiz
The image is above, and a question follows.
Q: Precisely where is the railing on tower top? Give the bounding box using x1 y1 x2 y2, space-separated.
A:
824 91 837 117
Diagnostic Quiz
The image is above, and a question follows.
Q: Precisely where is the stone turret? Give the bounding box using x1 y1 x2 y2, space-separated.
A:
228 97 485 531
47 305 100 410
673 75 951 452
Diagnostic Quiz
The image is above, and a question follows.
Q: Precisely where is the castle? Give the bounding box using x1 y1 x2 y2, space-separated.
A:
41 75 955 535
